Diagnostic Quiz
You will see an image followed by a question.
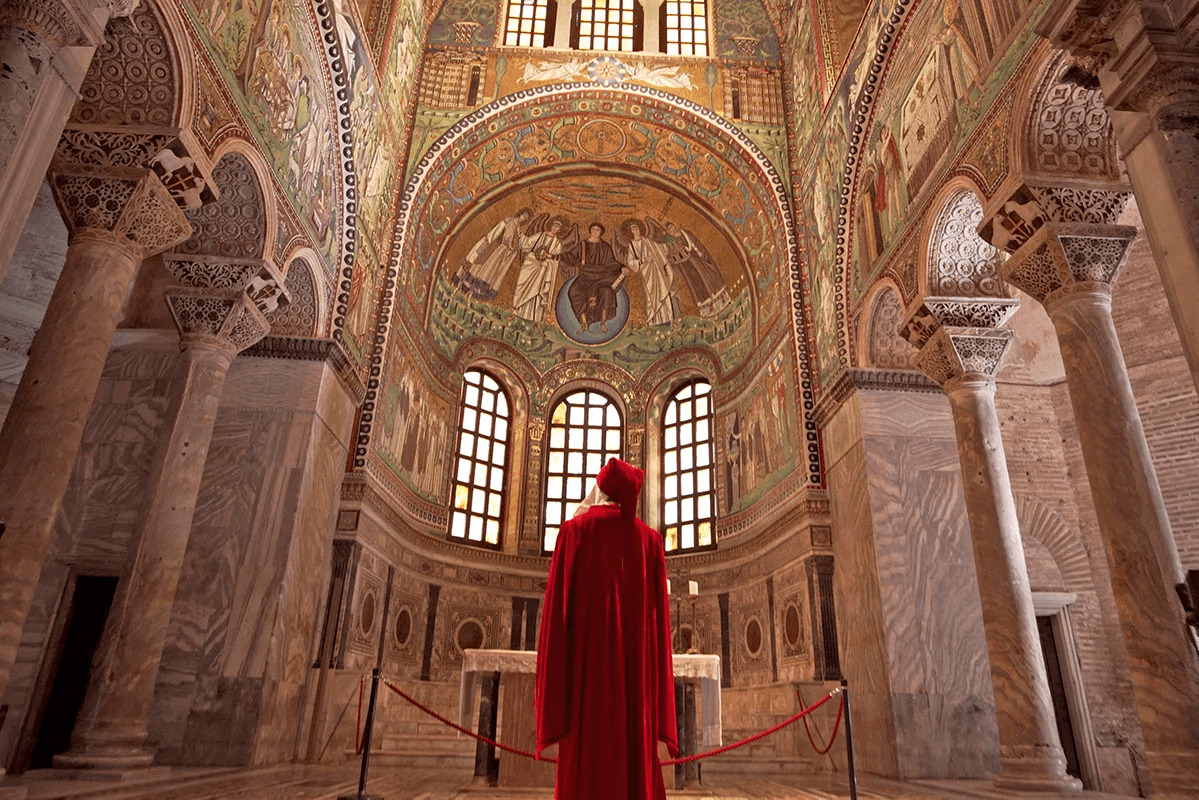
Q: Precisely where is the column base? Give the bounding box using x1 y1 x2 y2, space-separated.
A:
51 748 155 771
993 746 1082 793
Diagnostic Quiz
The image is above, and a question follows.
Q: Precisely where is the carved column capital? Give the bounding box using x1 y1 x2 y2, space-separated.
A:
979 180 1138 307
48 127 217 259
900 297 1018 388
0 0 111 48
164 288 270 354
163 254 289 353
163 253 290 315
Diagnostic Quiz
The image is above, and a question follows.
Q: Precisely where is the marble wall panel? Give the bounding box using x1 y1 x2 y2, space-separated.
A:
728 582 772 686
826 415 901 777
150 354 356 765
826 387 1000 779
2 338 181 768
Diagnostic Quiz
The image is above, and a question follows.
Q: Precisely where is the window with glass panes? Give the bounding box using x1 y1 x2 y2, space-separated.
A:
504 0 553 47
571 0 642 52
543 389 623 553
661 0 708 56
662 380 716 552
448 370 512 548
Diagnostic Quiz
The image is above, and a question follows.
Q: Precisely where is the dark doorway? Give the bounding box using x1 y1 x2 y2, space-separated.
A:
28 575 118 769
1037 614 1081 781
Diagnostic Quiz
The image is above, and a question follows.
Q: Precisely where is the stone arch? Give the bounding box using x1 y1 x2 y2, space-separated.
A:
924 187 1006 298
1014 49 1120 181
69 0 183 127
861 282 917 369
175 150 267 259
1016 495 1094 593
266 255 322 337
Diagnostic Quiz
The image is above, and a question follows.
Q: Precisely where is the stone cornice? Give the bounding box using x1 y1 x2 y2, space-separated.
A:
241 335 366 403
812 367 940 428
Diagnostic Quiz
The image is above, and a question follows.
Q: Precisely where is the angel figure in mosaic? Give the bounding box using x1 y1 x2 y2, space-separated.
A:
513 214 574 326
615 217 676 327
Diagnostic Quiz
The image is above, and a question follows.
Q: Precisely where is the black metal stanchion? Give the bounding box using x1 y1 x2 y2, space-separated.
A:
340 668 383 800
840 679 859 800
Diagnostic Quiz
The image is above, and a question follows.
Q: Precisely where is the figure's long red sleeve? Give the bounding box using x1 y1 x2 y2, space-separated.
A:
653 539 678 757
535 523 572 754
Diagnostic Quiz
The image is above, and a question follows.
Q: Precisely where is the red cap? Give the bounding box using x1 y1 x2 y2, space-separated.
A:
596 457 644 517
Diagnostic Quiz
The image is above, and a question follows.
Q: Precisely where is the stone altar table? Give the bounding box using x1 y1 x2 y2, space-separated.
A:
458 649 721 787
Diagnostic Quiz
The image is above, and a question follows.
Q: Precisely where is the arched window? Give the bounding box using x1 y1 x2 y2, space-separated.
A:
504 0 556 47
660 0 707 56
543 389 623 553
662 379 716 552
448 369 512 549
570 0 643 52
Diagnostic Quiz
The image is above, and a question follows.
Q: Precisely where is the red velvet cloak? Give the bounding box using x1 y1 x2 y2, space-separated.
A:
535 459 678 800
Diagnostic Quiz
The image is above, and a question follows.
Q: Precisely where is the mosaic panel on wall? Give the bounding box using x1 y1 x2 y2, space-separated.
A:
429 173 751 373
712 0 779 61
790 0 1041 386
185 0 342 260
398 89 789 342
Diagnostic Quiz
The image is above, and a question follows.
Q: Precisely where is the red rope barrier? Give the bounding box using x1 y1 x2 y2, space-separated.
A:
384 680 555 762
797 688 844 755
382 677 841 768
662 690 838 766
355 675 365 755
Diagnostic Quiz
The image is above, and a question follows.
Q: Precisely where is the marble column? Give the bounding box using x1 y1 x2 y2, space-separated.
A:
54 255 283 768
1039 0 1199 395
981 183 1199 797
0 131 201 704
0 0 128 283
901 297 1081 793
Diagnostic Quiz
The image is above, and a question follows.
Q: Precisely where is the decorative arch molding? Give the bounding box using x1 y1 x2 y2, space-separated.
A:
923 186 1006 299
638 350 723 417
822 0 924 385
1015 495 1093 593
362 82 820 485
267 255 323 337
69 0 183 128
310 0 359 347
278 244 332 336
1013 49 1120 182
452 339 540 407
859 280 917 369
541 364 637 424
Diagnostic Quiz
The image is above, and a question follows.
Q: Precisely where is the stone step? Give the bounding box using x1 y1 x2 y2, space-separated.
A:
701 755 815 775
370 732 477 771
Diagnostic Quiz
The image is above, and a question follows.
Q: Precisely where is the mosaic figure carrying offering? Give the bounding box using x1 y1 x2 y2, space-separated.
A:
662 220 730 317
454 208 532 299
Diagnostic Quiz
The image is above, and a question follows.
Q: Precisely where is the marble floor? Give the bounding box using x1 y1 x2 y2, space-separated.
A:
0 765 1141 800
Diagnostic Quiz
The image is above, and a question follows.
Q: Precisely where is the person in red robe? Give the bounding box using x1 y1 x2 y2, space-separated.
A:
535 458 678 799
